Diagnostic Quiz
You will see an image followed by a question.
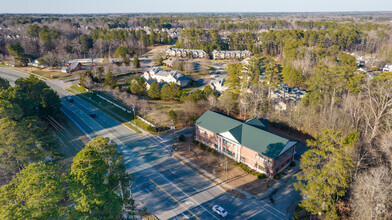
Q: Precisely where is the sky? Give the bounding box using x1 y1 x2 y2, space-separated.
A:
0 0 391 14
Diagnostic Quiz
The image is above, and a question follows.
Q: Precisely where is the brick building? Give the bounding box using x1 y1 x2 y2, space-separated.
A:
195 110 297 175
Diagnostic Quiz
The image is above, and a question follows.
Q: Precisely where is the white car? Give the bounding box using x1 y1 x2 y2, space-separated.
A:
212 205 228 217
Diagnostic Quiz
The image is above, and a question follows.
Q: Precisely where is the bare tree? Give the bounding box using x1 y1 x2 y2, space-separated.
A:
351 166 392 220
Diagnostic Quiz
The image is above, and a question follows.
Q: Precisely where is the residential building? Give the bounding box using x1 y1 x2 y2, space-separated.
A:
212 50 252 60
166 47 207 58
271 84 307 110
209 76 227 94
382 63 392 72
142 67 191 89
67 61 82 72
61 67 70 73
195 110 297 175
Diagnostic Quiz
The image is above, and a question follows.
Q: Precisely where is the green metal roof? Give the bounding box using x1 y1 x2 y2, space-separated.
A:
194 110 243 134
195 110 292 159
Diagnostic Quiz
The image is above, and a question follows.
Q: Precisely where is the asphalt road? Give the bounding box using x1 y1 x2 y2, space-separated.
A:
0 67 301 220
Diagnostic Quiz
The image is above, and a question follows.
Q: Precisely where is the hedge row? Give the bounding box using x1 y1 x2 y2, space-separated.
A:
234 162 267 179
192 140 220 156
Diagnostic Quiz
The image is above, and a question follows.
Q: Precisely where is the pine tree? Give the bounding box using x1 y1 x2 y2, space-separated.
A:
294 129 358 219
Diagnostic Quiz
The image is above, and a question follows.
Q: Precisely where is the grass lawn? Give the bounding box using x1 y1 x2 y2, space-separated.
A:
32 69 70 79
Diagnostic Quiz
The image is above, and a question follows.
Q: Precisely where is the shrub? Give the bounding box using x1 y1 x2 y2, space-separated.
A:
192 140 199 145
257 173 267 179
234 162 262 177
179 135 186 142
289 161 296 167
146 126 156 132
273 173 281 180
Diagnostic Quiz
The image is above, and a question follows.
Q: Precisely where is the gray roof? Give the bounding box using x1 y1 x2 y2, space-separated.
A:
195 110 293 159
69 62 80 68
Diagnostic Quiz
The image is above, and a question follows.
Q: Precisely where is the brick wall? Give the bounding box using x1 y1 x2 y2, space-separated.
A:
195 125 295 175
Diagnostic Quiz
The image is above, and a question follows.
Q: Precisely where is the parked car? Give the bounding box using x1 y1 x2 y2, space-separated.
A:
90 113 97 118
212 205 228 217
66 97 74 102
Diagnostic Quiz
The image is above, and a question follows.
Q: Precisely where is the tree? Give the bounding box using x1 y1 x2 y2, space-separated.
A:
0 162 64 219
68 137 133 219
294 129 358 219
133 56 140 68
129 77 146 96
158 57 164 66
262 56 282 97
104 71 117 88
80 70 94 88
7 44 27 66
282 66 304 87
147 81 161 99
0 78 10 90
114 46 129 63
160 83 181 101
168 110 178 124
39 88 61 116
351 166 392 220
225 63 242 95
217 91 237 115
15 76 61 117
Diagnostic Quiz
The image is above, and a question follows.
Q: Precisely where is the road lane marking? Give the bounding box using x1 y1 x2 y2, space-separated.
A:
192 187 200 193
148 178 200 220
258 200 286 217
169 170 175 175
252 201 285 219
145 188 151 194
154 172 219 220
61 105 93 140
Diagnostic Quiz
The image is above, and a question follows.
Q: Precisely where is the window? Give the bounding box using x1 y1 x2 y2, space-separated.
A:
223 148 226 153
260 156 267 163
282 154 285 159
255 154 259 159
227 142 232 147
240 157 245 162
268 160 271 164
214 144 218 149
277 158 280 163
227 151 232 156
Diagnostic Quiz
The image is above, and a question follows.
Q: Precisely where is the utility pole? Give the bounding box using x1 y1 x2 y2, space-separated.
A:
132 105 136 125
171 119 175 149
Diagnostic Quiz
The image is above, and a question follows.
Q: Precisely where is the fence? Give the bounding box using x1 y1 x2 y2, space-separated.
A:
94 92 132 114
137 116 156 128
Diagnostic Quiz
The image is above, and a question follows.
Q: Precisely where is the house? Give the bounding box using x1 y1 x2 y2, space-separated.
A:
195 110 297 175
68 62 82 72
166 47 207 58
271 84 307 110
212 50 252 60
61 67 70 73
382 63 392 72
142 67 191 88
209 76 227 94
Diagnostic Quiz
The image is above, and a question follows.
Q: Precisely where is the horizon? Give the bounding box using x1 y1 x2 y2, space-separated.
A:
1 0 392 14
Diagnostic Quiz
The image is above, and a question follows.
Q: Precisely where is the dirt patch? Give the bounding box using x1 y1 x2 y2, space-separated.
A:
174 135 275 196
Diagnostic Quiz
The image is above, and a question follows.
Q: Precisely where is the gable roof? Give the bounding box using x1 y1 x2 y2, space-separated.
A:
69 62 80 68
194 110 242 134
195 110 294 159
